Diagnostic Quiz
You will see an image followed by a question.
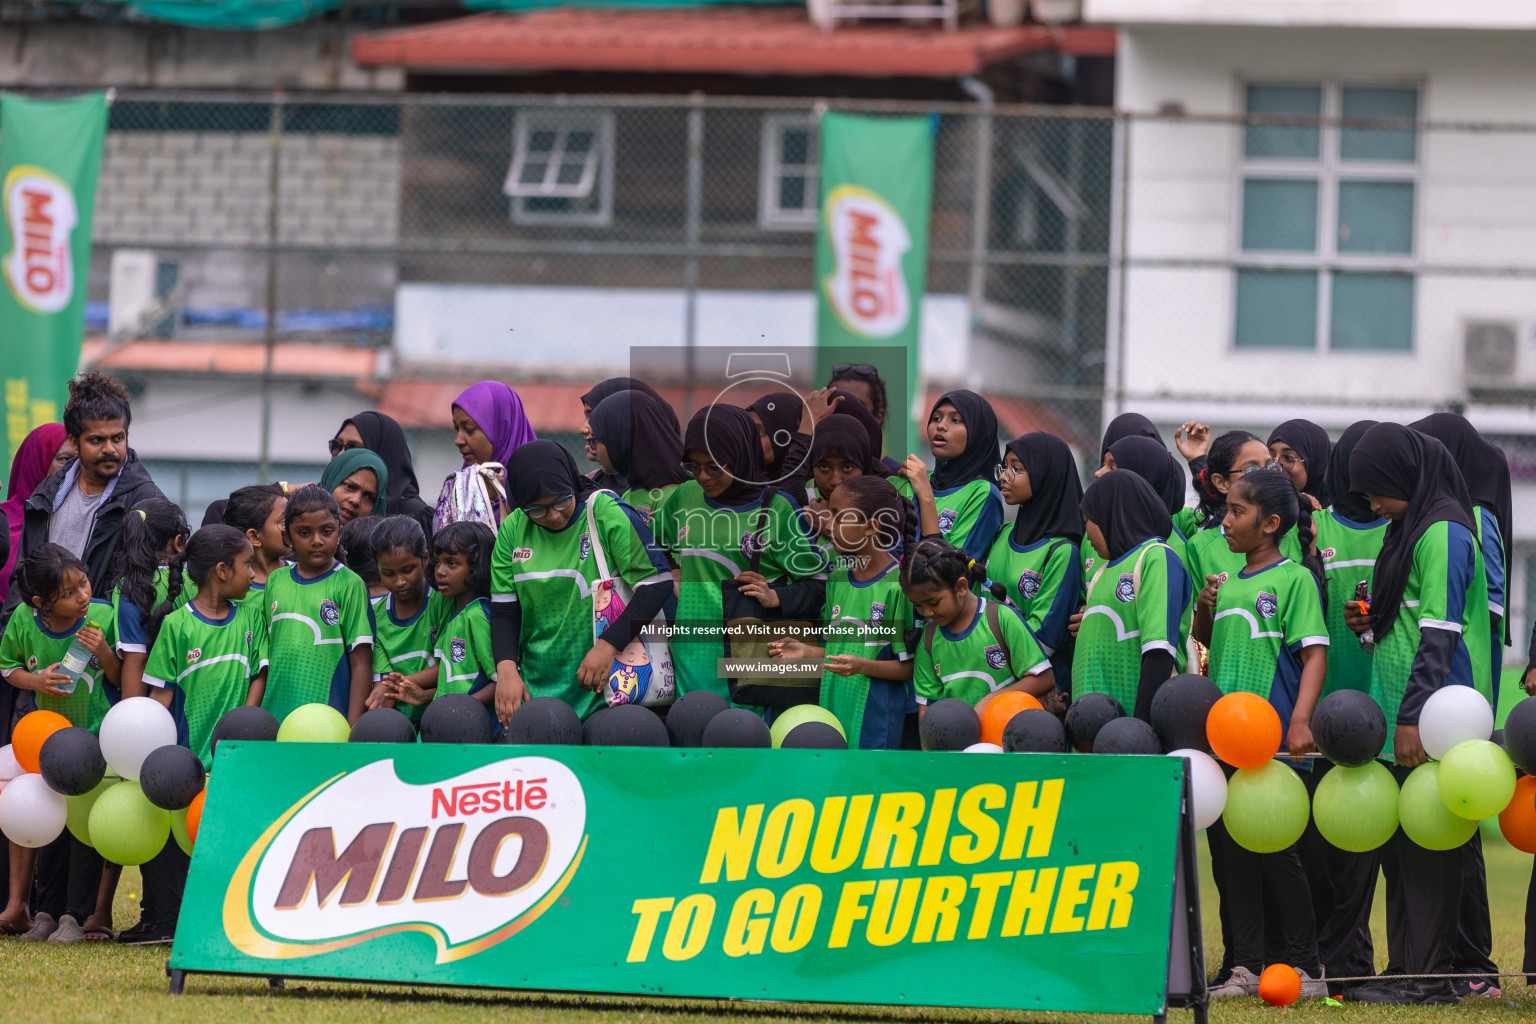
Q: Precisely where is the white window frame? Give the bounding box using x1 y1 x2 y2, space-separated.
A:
1231 80 1423 353
504 110 615 228
758 114 820 231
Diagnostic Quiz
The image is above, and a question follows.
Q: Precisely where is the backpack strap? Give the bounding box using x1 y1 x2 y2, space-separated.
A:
922 621 937 659
747 486 779 575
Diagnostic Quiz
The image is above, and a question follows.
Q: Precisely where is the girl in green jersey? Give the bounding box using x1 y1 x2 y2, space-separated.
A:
366 515 444 725
586 389 689 524
111 499 191 700
770 476 916 748
1184 431 1277 598
430 521 501 735
1090 435 1191 581
804 414 875 544
913 391 1003 562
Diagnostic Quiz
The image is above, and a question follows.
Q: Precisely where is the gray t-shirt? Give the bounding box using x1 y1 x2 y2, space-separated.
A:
50 484 106 559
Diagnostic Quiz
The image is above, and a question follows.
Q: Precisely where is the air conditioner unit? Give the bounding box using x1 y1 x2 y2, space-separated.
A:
1462 319 1536 392
108 249 179 339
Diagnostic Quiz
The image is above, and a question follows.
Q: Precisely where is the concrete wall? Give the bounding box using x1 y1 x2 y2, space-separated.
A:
1085 0 1536 30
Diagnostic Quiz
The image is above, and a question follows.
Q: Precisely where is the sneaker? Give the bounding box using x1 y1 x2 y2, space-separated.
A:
1209 965 1261 998
18 912 56 943
114 920 154 944
1453 979 1502 998
1298 969 1329 999
47 915 84 944
1346 979 1460 1005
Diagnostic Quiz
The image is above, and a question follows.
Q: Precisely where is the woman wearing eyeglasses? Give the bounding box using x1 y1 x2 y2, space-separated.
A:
489 441 673 722
329 412 435 534
653 405 828 702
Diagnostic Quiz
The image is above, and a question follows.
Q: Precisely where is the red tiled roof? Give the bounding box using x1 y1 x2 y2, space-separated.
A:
351 8 1115 78
80 338 380 379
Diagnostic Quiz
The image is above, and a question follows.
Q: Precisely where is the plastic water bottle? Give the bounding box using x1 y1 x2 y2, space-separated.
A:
57 620 100 695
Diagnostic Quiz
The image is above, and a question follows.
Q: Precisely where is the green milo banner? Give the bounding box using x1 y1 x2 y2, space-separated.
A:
814 112 933 458
0 92 108 467
172 744 1189 1015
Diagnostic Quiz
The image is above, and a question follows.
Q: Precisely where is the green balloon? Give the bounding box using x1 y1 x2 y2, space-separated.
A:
1313 762 1399 852
170 807 193 857
1437 739 1516 821
1399 762 1479 850
277 703 351 743
65 777 115 846
769 704 847 748
88 781 170 867
1222 760 1310 853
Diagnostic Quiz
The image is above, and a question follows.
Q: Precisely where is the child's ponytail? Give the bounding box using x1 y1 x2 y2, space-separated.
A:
148 546 188 650
899 537 979 650
112 499 190 622
1294 502 1325 611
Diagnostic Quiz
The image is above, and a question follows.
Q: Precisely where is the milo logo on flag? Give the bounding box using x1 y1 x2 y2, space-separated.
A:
222 757 587 963
821 185 912 339
2 166 78 314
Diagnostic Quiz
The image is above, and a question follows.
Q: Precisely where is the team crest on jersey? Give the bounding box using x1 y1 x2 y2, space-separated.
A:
870 602 886 625
937 508 958 534
511 547 533 563
450 637 467 664
88 655 100 671
634 505 654 526
1256 592 1279 620
741 530 764 560
319 599 340 626
1321 547 1336 561
1115 574 1136 603
1018 569 1043 601
984 644 1007 670
579 534 592 562
187 648 202 665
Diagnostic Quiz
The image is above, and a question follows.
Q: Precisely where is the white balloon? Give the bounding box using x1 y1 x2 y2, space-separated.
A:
0 744 22 782
0 773 67 848
98 697 177 782
1167 748 1228 831
963 742 1005 754
1419 685 1494 761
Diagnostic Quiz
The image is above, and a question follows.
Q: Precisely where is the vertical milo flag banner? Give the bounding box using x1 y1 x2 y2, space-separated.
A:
814 112 933 458
0 92 108 469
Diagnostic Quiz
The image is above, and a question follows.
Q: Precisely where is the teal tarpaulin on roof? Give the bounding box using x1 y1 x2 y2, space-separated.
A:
57 0 792 29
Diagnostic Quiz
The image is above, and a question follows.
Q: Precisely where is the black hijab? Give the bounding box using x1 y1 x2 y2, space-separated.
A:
1267 418 1334 508
1004 432 1083 547
505 440 598 515
1107 436 1186 519
1327 420 1379 524
810 414 874 494
1100 412 1163 460
829 389 886 458
1081 469 1174 561
581 378 676 428
1349 423 1476 642
588 390 687 493
342 411 433 532
747 392 804 472
684 405 765 506
1409 411 1513 643
928 390 1000 492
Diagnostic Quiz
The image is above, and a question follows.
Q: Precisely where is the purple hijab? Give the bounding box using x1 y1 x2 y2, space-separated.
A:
453 381 537 467
1 423 68 603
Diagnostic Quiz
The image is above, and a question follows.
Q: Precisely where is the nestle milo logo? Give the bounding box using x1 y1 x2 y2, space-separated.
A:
821 185 912 339
3 166 78 314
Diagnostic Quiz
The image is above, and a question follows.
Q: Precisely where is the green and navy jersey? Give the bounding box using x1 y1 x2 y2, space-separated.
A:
1172 506 1203 543
262 561 373 724
112 567 196 656
1370 520 1492 748
653 481 827 701
143 601 268 769
1083 527 1189 594
492 491 672 719
1208 558 1328 753
930 480 1004 562
985 531 1080 689
1073 539 1192 710
433 597 497 700
1316 509 1388 695
369 590 448 725
915 597 1050 707
622 484 679 527
0 598 118 732
820 559 915 749
1477 506 1505 620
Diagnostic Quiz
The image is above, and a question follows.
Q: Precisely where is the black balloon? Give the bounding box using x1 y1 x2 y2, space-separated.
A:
1150 674 1222 752
1311 689 1387 768
588 704 670 747
349 707 417 744
1093 716 1162 755
665 690 731 748
1002 709 1069 753
1503 697 1536 774
583 706 614 745
505 697 584 746
918 698 980 752
782 722 848 750
210 705 281 755
139 744 205 811
420 693 494 745
38 727 105 797
701 709 772 748
1065 692 1124 752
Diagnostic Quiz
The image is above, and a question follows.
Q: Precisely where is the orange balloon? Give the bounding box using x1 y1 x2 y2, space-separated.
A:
11 709 72 775
980 692 1044 747
1258 964 1302 1006
185 789 206 846
1499 775 1536 854
1206 692 1281 770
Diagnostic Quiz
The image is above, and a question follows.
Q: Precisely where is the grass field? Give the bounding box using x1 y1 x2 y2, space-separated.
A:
0 833 1530 1024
